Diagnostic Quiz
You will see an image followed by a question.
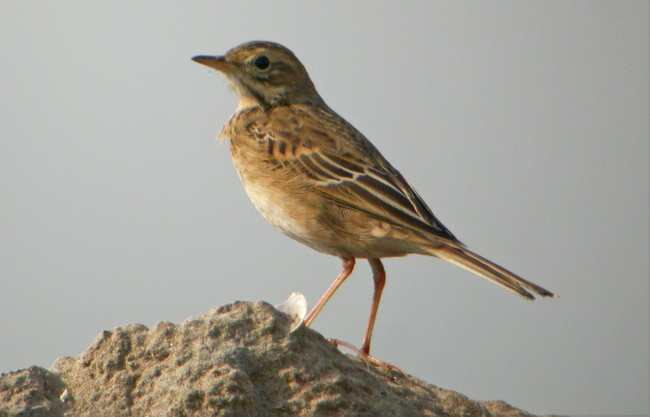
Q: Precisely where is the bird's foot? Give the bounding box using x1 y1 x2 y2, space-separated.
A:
327 338 407 379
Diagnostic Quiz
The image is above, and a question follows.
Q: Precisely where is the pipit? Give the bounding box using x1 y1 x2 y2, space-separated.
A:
193 41 555 358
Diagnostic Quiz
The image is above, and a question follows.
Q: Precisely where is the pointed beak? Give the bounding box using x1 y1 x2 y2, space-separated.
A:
191 55 236 73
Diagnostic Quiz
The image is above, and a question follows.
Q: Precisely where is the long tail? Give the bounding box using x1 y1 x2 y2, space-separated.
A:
430 244 555 300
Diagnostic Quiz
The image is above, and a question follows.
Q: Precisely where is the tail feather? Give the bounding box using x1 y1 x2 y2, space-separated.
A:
432 245 555 300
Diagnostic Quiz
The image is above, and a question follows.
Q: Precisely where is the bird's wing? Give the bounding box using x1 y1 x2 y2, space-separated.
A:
252 108 459 243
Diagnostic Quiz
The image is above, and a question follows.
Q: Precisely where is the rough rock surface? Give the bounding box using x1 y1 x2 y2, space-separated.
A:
0 301 555 416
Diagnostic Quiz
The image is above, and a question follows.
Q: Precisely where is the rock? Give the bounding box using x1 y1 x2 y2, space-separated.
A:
0 301 555 416
0 366 67 416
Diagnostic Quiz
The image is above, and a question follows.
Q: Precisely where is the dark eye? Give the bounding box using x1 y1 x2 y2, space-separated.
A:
254 56 270 70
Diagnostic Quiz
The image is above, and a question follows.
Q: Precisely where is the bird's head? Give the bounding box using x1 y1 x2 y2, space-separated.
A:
193 41 324 109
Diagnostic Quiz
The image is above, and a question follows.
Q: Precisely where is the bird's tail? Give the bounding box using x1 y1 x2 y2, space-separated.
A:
428 244 555 300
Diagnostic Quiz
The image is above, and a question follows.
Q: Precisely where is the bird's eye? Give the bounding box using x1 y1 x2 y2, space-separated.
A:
254 56 270 70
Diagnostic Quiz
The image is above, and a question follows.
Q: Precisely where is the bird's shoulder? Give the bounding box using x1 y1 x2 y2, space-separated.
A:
225 104 382 165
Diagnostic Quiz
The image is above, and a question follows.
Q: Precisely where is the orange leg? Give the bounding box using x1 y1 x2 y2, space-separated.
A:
305 257 401 376
360 258 385 355
304 257 355 327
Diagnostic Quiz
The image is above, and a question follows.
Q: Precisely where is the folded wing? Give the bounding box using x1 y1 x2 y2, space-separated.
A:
261 132 459 243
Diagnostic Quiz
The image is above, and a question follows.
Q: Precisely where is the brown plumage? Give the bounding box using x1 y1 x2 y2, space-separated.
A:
193 41 555 357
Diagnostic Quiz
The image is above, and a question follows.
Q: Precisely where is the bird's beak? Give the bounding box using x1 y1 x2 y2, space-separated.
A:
191 55 236 73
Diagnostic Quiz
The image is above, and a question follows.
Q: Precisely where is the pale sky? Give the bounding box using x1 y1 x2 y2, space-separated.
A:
1 2 648 415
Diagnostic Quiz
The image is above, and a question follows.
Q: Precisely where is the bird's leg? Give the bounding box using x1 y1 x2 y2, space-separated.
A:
304 257 355 327
360 258 385 355
308 257 403 377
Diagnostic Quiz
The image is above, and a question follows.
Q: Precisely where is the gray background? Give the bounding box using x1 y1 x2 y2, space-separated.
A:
1 2 648 415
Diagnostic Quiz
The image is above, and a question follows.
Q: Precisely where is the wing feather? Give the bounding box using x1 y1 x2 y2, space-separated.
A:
249 106 459 243
263 139 458 241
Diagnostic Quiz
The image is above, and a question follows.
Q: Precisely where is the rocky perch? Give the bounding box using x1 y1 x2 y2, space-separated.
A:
0 301 555 416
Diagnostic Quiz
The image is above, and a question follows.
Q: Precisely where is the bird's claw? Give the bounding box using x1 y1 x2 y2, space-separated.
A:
327 338 407 379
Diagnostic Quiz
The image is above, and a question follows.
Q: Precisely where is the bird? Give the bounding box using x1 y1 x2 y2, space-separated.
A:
192 40 555 358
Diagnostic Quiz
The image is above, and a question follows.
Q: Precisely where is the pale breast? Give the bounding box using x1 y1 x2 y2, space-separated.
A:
240 177 308 238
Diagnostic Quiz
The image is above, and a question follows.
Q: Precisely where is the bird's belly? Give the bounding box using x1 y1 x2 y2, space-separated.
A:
238 175 415 260
242 181 354 257
241 180 310 239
